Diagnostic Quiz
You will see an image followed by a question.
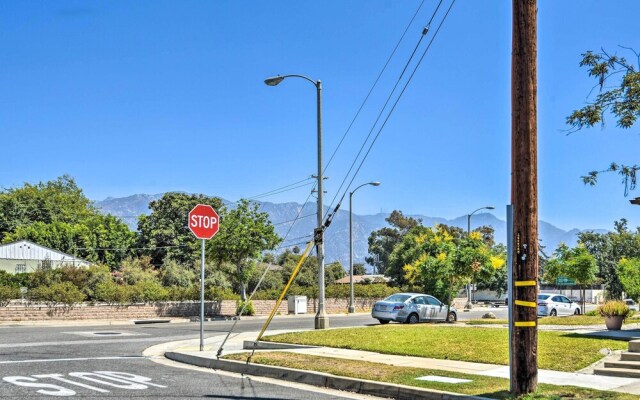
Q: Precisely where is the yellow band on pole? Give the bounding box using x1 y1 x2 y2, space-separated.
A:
255 240 314 343
514 321 536 327
514 300 537 308
515 280 536 287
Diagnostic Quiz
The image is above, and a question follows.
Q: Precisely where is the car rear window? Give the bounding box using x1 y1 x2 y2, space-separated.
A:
384 294 411 303
538 294 550 300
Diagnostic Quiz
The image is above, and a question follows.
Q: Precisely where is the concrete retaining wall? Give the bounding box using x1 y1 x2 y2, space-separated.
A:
0 296 468 322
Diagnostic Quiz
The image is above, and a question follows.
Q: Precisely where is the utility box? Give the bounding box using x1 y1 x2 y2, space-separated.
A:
287 296 307 315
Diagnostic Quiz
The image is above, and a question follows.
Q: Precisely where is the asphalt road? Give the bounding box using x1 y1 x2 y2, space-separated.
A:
0 306 596 399
0 314 382 399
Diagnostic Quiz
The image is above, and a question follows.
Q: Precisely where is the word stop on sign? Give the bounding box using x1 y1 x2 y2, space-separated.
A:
190 214 218 229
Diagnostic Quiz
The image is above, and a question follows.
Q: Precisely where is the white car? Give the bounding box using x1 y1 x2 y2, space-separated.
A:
371 293 457 324
537 293 581 317
625 299 639 311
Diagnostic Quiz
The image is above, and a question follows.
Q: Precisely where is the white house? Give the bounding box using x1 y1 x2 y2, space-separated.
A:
0 240 90 274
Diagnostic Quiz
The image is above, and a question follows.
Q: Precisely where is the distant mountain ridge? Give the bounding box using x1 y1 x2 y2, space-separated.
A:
95 194 607 271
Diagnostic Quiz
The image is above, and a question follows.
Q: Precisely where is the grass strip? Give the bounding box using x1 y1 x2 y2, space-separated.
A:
262 325 627 371
225 352 635 399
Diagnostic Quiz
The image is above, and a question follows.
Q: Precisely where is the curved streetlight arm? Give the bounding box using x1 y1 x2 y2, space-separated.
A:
467 206 495 233
265 74 320 88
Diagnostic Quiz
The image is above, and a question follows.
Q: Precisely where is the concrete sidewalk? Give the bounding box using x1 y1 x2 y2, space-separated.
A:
160 327 640 396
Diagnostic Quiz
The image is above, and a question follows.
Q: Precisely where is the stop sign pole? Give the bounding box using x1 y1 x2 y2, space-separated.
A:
188 204 220 351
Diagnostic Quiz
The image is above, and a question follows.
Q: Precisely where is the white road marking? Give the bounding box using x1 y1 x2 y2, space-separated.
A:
0 356 145 365
32 374 110 393
2 371 166 397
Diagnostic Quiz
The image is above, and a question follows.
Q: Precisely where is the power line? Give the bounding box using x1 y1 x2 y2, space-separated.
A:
341 1 456 203
272 213 316 226
322 0 428 176
324 0 446 219
246 177 315 200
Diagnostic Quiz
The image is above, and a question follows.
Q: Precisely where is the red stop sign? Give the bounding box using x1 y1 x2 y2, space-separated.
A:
188 204 220 239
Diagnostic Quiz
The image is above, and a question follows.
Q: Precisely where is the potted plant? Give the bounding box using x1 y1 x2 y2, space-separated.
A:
598 300 632 330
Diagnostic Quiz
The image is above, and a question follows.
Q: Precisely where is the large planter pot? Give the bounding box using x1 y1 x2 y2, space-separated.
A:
604 315 624 331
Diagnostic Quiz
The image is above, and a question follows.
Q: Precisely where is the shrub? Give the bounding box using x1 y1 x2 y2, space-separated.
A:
168 286 199 301
206 287 240 301
236 300 255 316
160 259 196 287
134 281 169 303
0 285 19 306
94 281 131 305
482 312 497 319
118 256 158 285
584 310 598 317
27 282 85 307
48 282 86 307
598 300 633 320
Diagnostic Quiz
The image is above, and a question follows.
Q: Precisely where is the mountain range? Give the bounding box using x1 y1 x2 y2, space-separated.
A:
95 194 607 272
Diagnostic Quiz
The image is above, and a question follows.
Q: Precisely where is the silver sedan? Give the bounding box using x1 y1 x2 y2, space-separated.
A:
371 292 457 324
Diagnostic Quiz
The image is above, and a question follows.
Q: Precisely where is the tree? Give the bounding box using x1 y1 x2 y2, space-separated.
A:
617 257 640 301
579 219 640 299
388 224 494 307
0 175 94 240
137 192 224 267
325 261 346 285
366 210 422 275
544 242 597 312
0 177 135 269
567 48 640 194
207 199 281 300
353 263 367 275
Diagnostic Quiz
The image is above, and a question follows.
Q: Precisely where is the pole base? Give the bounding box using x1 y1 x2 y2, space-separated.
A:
315 314 329 329
464 302 473 310
347 305 355 313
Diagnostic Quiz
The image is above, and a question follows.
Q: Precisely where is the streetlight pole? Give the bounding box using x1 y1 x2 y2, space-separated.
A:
348 181 381 314
264 74 329 329
465 205 495 310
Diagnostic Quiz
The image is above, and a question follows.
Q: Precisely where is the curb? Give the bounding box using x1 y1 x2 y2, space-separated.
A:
165 351 488 400
242 340 318 350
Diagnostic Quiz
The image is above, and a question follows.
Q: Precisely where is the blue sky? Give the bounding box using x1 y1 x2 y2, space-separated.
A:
1 0 639 232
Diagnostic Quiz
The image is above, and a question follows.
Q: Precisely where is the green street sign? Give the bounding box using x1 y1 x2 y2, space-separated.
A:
556 276 576 286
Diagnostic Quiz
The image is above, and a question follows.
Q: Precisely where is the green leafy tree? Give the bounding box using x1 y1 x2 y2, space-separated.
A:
567 48 640 194
544 242 597 311
353 263 367 275
617 257 640 301
366 210 422 276
0 175 94 239
579 219 640 299
389 224 493 307
137 192 224 267
325 261 346 285
207 199 281 300
0 176 134 268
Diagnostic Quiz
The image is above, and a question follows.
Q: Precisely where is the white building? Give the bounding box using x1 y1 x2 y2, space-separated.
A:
0 240 90 274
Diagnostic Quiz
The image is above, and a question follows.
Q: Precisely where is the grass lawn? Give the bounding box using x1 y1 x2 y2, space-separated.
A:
225 352 636 399
262 325 627 371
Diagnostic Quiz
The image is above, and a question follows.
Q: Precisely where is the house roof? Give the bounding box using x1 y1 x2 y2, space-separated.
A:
0 240 89 264
334 274 390 284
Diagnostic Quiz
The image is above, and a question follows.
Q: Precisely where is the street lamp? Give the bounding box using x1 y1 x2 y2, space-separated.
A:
264 74 329 329
465 205 495 310
348 181 381 314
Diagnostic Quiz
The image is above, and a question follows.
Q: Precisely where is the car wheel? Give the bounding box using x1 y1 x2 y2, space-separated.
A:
574 308 581 315
378 319 389 324
447 312 457 322
550 309 557 317
407 313 419 324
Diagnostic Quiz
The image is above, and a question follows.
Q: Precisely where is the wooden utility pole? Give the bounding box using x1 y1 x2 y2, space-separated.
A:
511 0 538 395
